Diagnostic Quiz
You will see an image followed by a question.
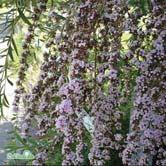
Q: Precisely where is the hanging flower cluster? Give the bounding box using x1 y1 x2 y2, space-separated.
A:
56 1 102 165
122 1 166 166
89 1 127 165
12 0 47 113
22 40 58 165
12 0 165 165
20 38 56 138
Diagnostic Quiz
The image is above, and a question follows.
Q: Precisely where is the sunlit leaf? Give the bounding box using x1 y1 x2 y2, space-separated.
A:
12 38 19 56
8 45 14 61
17 7 31 25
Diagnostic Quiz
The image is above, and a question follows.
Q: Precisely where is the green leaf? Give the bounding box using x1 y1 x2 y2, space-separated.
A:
31 0 37 6
3 93 9 106
3 98 9 107
0 95 4 118
7 78 13 86
0 23 12 35
0 9 15 15
54 13 66 20
8 45 14 61
17 7 31 25
14 131 27 145
5 140 23 152
26 137 38 146
0 48 8 54
12 38 19 56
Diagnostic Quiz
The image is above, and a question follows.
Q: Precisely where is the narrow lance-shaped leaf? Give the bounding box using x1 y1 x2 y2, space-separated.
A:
8 45 14 61
3 93 9 106
7 78 13 86
12 38 19 56
17 7 31 26
2 97 9 107
0 95 3 118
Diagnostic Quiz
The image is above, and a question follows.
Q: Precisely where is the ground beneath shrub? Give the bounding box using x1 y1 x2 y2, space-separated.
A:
0 121 13 165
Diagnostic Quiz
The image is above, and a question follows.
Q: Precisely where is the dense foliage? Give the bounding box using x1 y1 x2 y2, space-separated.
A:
0 0 165 165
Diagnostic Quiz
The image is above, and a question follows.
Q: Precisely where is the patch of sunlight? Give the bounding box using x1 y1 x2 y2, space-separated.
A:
0 149 5 153
121 31 132 50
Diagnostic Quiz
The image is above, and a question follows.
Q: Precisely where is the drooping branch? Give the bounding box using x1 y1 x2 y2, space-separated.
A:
89 1 127 165
12 0 48 113
122 1 166 165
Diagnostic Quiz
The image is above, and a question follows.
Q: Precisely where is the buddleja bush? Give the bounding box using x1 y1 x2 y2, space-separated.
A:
10 0 165 165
